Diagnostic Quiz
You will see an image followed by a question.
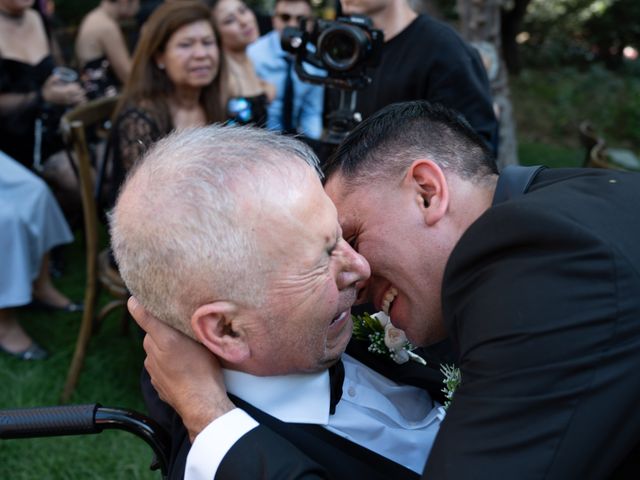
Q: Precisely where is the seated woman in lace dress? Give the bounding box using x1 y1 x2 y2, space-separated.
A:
0 151 82 361
209 0 275 126
75 0 140 99
0 0 86 220
108 0 226 205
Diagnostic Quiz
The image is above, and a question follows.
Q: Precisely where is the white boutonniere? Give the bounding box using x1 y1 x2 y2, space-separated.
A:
440 363 461 409
352 311 426 365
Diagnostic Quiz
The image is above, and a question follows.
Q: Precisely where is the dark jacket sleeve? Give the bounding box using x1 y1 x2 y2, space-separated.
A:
424 187 640 479
216 426 328 480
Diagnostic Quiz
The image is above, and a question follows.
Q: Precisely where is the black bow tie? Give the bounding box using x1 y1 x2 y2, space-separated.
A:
328 359 345 415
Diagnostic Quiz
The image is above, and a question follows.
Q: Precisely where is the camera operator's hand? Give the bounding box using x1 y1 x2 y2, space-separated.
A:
41 74 87 107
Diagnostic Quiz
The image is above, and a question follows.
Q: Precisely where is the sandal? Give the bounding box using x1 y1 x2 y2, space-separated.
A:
0 342 49 360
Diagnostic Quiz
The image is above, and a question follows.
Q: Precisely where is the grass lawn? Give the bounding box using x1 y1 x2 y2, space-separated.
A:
0 233 157 480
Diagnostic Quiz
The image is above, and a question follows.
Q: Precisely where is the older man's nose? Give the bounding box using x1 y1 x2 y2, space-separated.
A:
337 243 370 289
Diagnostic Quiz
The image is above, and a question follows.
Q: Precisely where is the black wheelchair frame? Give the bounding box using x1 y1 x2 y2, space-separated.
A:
0 404 170 479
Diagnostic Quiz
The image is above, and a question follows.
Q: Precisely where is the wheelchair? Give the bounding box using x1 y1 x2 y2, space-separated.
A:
0 404 170 479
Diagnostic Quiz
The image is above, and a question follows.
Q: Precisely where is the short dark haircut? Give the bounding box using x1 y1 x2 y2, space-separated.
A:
323 101 498 188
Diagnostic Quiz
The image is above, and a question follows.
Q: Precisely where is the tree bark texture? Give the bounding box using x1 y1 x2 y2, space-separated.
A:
457 0 519 168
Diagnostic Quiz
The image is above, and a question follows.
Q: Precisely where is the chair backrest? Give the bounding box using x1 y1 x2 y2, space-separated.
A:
579 120 640 172
60 95 119 270
578 121 601 167
59 95 120 403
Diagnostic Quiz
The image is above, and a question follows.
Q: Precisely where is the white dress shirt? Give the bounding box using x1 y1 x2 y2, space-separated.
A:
186 354 446 479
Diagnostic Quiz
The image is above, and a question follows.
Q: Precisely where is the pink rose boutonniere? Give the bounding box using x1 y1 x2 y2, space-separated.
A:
352 311 426 365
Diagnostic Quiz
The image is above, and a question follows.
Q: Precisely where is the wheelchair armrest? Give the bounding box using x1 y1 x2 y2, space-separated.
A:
1 404 170 478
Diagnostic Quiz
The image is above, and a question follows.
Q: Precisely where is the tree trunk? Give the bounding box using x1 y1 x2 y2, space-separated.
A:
457 0 519 168
501 0 532 74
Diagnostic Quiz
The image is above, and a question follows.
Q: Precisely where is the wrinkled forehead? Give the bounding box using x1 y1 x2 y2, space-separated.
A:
256 167 337 256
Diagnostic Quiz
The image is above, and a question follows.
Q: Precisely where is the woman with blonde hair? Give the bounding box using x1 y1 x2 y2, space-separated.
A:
210 0 274 126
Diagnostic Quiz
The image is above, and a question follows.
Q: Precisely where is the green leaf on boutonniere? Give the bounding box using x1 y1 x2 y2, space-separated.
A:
440 363 461 409
352 312 426 365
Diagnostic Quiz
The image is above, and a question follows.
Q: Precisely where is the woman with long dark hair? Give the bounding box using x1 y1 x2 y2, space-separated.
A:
109 0 226 197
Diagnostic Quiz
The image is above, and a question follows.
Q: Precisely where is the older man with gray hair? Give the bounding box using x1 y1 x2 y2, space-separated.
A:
111 125 445 479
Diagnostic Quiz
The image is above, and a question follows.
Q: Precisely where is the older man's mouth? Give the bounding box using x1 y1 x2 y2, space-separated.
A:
330 310 349 326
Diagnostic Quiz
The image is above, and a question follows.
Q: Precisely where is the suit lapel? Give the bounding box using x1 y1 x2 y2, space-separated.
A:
229 394 419 480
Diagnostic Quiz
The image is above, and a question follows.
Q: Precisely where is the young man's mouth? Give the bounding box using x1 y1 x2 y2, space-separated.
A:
381 286 398 315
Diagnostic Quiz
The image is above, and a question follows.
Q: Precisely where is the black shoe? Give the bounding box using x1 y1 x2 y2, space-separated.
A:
0 342 49 360
29 299 84 313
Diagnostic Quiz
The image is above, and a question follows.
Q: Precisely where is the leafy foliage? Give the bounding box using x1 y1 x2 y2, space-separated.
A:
511 65 640 153
520 0 640 69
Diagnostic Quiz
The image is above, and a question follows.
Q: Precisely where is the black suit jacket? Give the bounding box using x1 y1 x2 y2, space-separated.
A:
141 339 450 479
214 167 640 479
424 167 640 479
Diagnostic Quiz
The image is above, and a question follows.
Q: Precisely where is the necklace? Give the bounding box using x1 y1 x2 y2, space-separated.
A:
0 8 26 25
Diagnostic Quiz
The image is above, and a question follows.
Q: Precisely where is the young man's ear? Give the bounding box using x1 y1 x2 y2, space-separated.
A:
190 302 249 364
406 159 449 226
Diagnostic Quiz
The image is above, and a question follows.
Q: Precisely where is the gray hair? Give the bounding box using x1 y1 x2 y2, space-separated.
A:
110 125 321 337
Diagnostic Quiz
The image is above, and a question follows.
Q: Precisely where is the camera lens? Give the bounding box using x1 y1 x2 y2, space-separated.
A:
318 25 368 72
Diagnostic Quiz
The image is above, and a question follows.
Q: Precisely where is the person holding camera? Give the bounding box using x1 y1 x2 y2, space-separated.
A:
336 0 499 154
247 0 324 139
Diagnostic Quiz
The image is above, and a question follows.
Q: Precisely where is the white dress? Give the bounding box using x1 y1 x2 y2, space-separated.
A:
0 151 73 308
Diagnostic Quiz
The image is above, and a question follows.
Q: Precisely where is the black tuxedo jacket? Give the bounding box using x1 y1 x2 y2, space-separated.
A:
424 167 640 479
141 338 451 479
208 167 640 479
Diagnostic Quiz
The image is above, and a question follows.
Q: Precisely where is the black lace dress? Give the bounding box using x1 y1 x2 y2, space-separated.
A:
105 104 165 207
0 55 63 168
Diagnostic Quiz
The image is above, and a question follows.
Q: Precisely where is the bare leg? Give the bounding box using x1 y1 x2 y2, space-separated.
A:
0 308 32 353
31 253 72 308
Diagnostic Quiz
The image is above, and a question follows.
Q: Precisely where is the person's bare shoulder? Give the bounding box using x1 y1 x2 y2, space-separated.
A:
76 9 121 59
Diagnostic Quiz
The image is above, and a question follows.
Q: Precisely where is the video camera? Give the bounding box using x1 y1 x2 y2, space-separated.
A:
281 14 383 91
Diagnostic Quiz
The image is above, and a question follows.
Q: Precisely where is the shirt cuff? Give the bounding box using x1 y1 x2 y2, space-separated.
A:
185 408 259 480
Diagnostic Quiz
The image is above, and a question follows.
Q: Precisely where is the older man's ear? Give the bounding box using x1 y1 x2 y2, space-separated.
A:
190 302 250 364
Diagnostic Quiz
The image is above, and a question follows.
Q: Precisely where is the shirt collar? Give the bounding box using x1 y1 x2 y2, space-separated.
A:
223 367 331 424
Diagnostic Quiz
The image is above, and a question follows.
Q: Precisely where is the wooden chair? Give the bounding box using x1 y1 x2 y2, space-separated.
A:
59 95 129 402
579 121 640 172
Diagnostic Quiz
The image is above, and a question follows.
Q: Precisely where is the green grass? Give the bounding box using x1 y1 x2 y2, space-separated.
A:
0 233 157 480
517 141 583 169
